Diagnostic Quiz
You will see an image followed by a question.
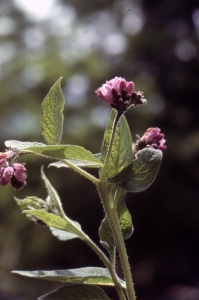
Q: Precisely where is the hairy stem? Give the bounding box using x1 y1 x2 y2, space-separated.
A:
98 184 136 300
70 224 126 300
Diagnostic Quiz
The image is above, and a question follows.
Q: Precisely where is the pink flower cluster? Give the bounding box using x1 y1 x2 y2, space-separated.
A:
0 151 27 190
96 77 147 115
135 127 166 152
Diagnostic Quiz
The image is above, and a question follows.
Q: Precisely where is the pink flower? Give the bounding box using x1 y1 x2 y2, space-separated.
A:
13 163 27 182
135 127 166 152
0 167 14 186
95 77 147 114
0 151 15 162
0 150 27 190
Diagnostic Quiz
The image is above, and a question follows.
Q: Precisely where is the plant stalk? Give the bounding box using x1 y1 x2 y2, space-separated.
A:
98 184 136 300
99 111 136 300
71 224 126 300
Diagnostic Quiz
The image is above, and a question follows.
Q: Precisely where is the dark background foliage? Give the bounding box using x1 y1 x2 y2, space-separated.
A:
0 0 199 299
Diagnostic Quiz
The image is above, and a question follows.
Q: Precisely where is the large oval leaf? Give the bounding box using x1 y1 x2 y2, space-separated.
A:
109 148 162 192
12 267 126 288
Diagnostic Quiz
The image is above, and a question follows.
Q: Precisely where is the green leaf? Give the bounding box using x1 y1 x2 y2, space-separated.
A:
99 215 115 257
111 148 163 192
15 196 50 223
23 144 103 166
38 284 111 300
99 186 133 257
116 188 133 240
23 210 83 239
5 140 46 150
40 77 65 145
12 267 126 288
100 109 133 179
41 166 64 216
49 160 100 169
50 226 81 241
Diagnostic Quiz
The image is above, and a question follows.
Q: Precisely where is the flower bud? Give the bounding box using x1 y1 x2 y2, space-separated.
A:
135 127 166 152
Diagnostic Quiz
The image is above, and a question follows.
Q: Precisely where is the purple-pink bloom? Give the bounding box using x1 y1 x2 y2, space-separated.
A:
13 163 27 182
135 127 166 152
95 77 147 115
0 151 15 162
0 150 27 190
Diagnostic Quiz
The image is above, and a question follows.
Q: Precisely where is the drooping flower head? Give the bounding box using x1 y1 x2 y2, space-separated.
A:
95 77 147 115
134 127 166 152
0 150 27 190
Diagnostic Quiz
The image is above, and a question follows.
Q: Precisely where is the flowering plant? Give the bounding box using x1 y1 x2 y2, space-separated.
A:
1 77 166 300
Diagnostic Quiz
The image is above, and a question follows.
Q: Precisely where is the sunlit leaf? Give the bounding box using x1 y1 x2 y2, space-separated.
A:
5 140 46 150
100 109 133 179
40 77 65 145
23 210 83 239
38 284 111 300
22 144 103 166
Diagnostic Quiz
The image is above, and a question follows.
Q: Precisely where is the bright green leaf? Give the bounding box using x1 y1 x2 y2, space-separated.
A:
23 210 83 239
113 148 163 192
22 144 103 166
100 109 133 179
40 77 65 145
12 267 126 288
38 284 111 300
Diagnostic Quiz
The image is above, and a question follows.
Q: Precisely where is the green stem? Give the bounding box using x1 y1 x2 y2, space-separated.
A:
66 218 126 300
59 159 100 186
83 235 127 300
99 111 136 300
98 184 136 300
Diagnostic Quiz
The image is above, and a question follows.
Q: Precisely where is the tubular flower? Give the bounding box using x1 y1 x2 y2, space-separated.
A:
134 127 166 152
0 150 27 190
95 77 147 115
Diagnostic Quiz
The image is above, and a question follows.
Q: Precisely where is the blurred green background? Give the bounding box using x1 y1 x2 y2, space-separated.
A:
0 0 199 299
